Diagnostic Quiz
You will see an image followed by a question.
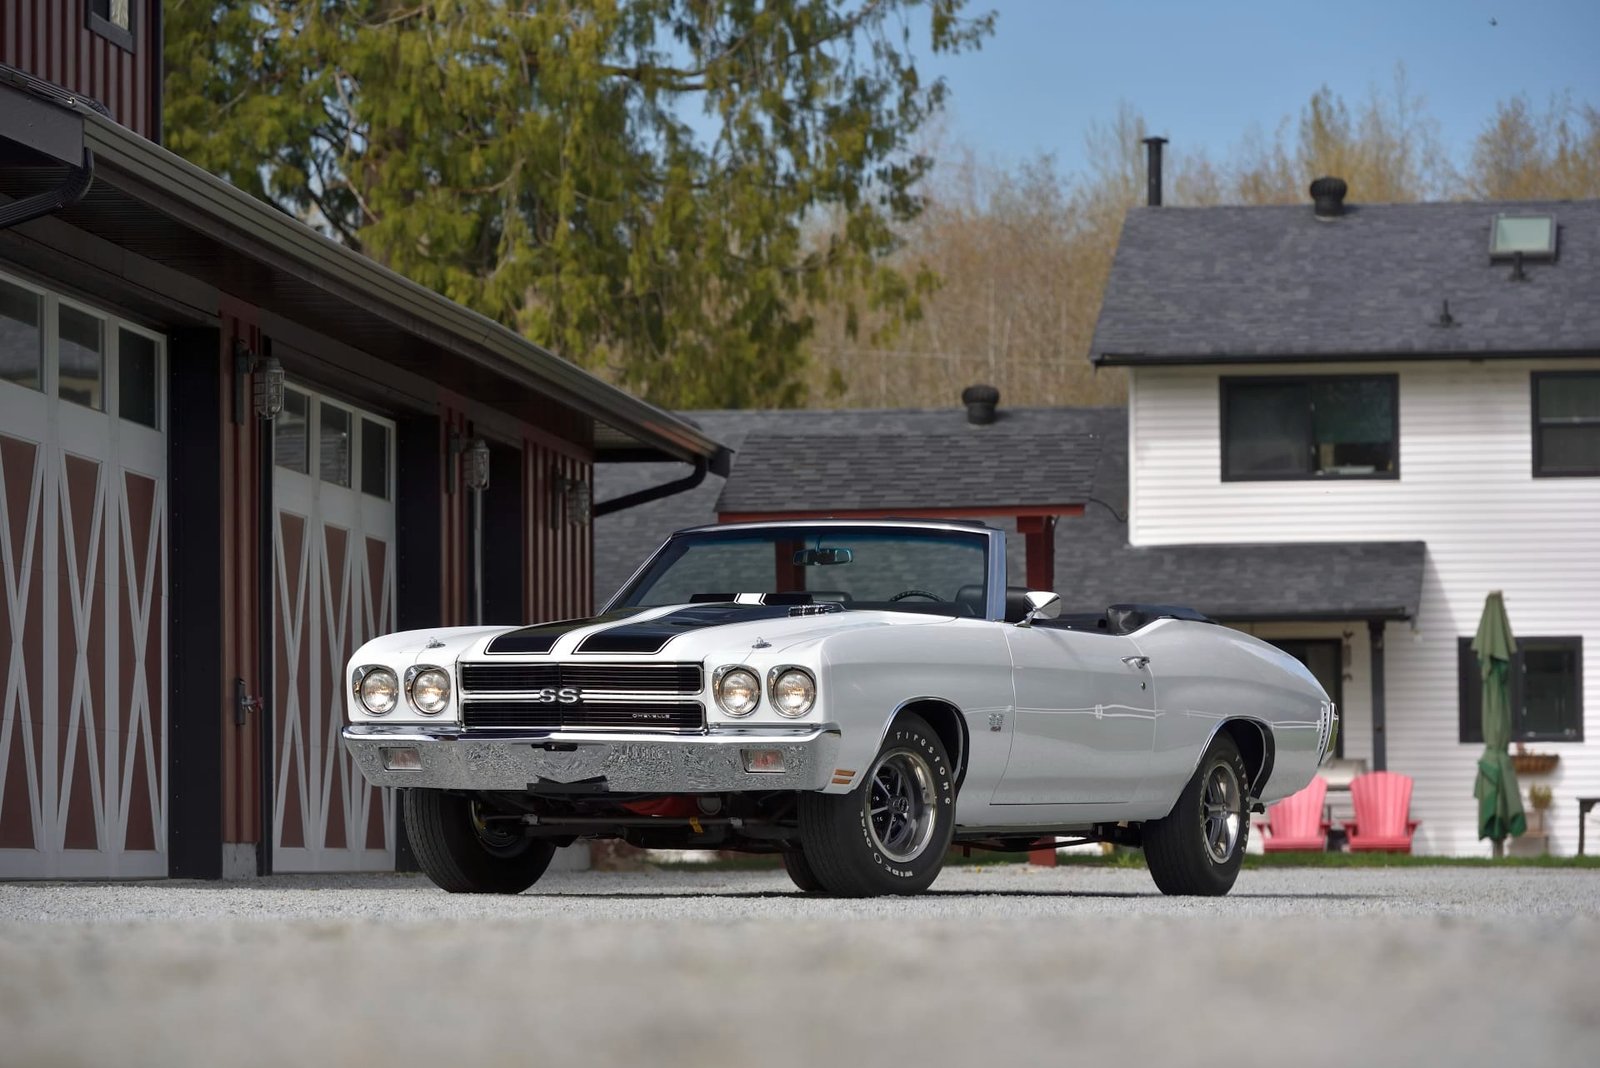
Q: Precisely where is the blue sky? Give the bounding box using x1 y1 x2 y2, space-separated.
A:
916 0 1600 177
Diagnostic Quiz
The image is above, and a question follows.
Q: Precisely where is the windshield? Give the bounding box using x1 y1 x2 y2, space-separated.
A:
614 525 992 616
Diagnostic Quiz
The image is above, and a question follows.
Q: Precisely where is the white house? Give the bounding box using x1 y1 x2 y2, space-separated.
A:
1089 185 1600 856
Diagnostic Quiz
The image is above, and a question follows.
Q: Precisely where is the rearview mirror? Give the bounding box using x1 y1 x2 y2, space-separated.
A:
793 547 853 566
1016 591 1061 628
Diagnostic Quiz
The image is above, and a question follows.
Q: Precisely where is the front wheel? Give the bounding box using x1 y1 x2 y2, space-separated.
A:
1142 733 1250 896
797 714 955 897
402 789 556 894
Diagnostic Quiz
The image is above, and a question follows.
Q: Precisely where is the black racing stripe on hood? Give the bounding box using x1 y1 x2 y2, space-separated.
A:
485 608 650 654
575 604 800 654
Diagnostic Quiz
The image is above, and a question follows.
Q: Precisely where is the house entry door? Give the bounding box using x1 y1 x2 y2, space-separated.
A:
270 383 396 872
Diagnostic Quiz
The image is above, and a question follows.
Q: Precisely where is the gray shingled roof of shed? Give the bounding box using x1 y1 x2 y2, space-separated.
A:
716 428 1099 514
593 406 1425 621
1091 198 1600 364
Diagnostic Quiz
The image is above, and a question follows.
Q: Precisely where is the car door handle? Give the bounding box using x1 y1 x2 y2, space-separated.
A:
1122 656 1150 669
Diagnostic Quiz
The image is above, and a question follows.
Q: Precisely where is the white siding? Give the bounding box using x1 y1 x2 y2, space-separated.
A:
1130 360 1600 856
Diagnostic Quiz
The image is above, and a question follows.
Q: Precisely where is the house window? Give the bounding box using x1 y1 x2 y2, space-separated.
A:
1458 637 1584 743
87 0 136 52
1532 372 1600 477
1221 375 1398 480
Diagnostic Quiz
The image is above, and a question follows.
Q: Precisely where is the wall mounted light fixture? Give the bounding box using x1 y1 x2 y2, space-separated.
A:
233 338 285 423
552 475 593 528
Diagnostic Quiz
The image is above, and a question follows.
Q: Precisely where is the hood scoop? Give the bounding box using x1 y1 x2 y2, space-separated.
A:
788 602 843 617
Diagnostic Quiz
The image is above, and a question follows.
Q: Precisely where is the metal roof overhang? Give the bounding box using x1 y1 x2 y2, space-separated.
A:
0 86 730 471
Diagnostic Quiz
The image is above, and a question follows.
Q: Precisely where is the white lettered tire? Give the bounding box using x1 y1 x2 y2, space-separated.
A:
797 714 955 896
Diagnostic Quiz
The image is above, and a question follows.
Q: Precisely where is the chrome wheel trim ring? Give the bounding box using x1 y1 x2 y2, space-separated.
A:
1200 762 1243 864
866 749 939 864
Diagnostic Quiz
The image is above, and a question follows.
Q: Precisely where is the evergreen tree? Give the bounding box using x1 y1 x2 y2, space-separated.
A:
164 0 993 407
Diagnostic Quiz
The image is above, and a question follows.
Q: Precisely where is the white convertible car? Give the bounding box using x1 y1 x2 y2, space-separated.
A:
343 520 1335 897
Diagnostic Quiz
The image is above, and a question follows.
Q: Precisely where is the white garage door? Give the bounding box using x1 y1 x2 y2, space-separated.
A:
0 271 168 878
270 383 397 871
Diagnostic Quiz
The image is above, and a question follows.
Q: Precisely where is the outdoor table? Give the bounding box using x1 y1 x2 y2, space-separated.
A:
1580 798 1600 856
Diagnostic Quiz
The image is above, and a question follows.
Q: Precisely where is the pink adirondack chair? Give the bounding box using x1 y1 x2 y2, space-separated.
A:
1344 771 1421 852
1254 777 1330 852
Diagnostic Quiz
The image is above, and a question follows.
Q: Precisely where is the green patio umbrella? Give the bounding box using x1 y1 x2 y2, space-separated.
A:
1473 591 1526 855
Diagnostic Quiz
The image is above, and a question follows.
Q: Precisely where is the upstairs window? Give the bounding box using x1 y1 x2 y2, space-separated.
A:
1459 637 1584 744
1221 375 1398 481
1533 372 1600 477
87 0 136 52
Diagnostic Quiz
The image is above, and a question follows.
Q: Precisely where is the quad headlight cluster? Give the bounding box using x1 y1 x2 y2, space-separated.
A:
353 665 451 716
713 665 816 719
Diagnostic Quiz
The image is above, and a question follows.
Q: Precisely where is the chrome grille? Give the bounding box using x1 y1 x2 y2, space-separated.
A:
460 700 705 733
459 662 702 696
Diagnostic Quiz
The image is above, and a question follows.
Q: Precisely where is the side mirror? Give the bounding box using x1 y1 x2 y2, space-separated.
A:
1016 591 1061 628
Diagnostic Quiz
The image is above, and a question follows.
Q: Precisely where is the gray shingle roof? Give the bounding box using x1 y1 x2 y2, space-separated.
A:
715 428 1099 515
1091 198 1600 364
1060 540 1427 621
593 407 1121 601
594 405 1426 621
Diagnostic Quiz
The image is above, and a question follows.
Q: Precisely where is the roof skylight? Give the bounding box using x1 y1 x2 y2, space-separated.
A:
1489 214 1557 260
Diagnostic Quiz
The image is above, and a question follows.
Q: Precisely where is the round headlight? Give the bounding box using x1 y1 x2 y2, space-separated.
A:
769 668 816 718
715 667 761 717
409 667 451 715
358 667 399 715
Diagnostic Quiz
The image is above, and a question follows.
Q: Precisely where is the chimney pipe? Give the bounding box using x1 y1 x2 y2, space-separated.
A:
1310 176 1348 219
1142 136 1168 207
961 384 999 426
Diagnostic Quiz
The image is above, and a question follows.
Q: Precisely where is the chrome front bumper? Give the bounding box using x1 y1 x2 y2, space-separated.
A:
342 724 843 792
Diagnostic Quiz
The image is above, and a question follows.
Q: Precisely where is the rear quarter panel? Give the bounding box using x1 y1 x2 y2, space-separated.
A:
1127 619 1328 815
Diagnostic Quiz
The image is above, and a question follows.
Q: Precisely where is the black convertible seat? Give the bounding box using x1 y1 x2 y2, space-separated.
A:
1105 603 1212 635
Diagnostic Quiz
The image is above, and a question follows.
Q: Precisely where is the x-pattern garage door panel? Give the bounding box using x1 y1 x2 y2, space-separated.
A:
0 435 166 876
271 386 394 872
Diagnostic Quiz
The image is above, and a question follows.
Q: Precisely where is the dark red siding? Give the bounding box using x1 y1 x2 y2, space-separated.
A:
1 0 162 142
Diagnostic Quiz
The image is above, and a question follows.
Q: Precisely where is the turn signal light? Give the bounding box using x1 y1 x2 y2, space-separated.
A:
380 746 423 771
741 748 786 773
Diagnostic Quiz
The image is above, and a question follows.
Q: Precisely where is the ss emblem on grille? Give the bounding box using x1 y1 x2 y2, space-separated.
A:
531 687 582 704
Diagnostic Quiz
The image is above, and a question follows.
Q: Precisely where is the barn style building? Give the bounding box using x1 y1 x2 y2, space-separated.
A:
0 6 727 879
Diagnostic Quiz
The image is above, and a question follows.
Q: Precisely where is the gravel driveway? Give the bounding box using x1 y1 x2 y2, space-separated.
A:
3 865 1596 1068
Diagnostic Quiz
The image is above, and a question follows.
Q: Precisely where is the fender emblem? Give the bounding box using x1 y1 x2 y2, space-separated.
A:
988 713 1004 732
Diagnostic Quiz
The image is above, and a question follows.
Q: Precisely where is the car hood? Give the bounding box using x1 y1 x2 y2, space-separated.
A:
461 603 953 661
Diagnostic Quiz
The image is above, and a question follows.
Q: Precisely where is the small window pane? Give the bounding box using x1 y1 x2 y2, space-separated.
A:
361 419 389 499
319 404 351 486
275 390 310 473
1538 425 1600 475
0 279 43 391
1225 382 1309 477
58 305 105 409
1520 644 1580 739
1536 375 1600 422
118 329 159 428
1312 378 1395 475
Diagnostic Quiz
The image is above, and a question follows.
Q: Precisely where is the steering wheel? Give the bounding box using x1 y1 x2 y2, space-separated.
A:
889 589 942 602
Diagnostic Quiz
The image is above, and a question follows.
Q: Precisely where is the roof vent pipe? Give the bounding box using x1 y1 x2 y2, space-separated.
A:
1310 176 1348 219
962 384 1000 425
1142 136 1168 207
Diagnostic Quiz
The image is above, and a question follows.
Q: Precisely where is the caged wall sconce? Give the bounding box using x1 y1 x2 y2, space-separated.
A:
552 474 592 528
233 337 285 423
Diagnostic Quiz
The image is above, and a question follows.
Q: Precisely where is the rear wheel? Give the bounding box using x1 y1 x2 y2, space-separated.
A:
1142 733 1250 896
403 789 556 894
797 714 955 897
781 849 825 892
